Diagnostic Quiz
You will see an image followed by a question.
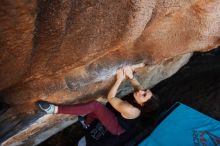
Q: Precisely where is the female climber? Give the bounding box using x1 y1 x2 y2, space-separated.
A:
37 65 160 145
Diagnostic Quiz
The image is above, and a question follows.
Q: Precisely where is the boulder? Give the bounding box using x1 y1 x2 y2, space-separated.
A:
0 0 219 145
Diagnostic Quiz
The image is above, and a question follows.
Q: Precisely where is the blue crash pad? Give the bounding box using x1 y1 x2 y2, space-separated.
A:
139 103 220 146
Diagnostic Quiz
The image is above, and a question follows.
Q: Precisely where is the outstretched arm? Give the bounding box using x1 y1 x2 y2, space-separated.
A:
107 69 140 119
107 69 124 100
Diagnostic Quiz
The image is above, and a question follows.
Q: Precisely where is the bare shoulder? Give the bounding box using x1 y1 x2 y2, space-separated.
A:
119 101 141 119
108 97 140 119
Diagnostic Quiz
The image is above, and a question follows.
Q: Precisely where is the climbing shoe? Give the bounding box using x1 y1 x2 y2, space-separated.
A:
36 101 56 114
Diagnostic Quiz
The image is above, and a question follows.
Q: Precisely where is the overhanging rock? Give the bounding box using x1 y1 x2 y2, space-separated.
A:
0 0 220 145
0 53 192 146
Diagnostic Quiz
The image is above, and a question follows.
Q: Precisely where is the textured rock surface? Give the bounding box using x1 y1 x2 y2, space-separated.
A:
0 0 219 104
0 0 220 145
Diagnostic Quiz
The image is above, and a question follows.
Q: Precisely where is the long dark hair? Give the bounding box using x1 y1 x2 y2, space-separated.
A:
140 94 160 121
124 92 160 119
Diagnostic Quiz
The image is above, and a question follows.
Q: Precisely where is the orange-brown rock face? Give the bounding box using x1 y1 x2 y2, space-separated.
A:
0 0 219 145
0 0 156 104
0 0 36 91
0 0 219 105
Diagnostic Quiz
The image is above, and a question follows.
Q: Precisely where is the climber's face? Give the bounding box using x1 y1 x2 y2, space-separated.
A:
133 89 152 105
